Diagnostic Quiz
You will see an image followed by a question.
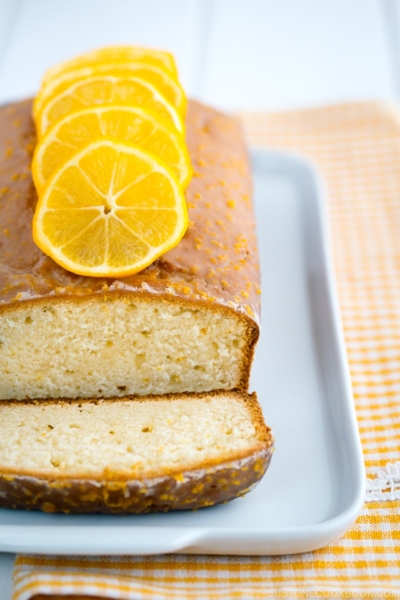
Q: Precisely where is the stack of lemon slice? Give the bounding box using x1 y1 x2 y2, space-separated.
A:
32 46 191 277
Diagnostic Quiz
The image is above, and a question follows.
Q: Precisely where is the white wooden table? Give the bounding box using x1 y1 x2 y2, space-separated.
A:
1 0 400 595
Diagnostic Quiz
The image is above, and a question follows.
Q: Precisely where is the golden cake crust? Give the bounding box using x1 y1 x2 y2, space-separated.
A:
0 98 260 323
0 449 272 513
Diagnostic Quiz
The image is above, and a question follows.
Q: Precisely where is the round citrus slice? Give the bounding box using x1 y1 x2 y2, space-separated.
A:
34 62 187 122
32 105 192 193
33 139 188 278
43 46 178 85
37 76 183 138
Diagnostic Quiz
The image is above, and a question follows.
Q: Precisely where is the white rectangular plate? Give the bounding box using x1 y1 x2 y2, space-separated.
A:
0 150 365 555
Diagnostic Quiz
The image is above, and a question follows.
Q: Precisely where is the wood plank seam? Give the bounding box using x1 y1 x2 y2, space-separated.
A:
0 0 25 82
191 0 215 98
380 0 400 101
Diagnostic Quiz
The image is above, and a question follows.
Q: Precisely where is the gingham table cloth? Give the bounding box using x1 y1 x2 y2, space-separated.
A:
12 102 400 599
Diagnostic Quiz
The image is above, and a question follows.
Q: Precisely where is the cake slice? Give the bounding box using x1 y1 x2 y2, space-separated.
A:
0 99 260 401
0 391 273 513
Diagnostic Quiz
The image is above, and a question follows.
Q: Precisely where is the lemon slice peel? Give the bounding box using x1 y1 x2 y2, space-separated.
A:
33 138 188 278
38 76 184 138
32 104 192 193
34 62 186 122
43 45 179 85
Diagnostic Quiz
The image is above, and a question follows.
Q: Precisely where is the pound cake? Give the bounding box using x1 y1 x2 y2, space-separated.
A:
0 391 273 513
0 99 260 401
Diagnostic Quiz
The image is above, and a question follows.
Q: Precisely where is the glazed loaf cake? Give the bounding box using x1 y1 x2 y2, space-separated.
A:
0 391 273 513
0 99 260 400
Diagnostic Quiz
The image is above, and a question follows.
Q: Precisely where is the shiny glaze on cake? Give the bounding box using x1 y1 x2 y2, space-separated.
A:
0 99 260 324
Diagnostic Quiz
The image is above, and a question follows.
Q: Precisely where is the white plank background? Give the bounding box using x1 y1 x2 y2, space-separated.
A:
1 0 400 108
0 0 399 595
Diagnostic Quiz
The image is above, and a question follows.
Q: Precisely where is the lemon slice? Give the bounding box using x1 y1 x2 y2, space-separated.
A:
33 139 188 277
34 62 186 122
43 46 178 84
32 105 192 193
37 76 183 137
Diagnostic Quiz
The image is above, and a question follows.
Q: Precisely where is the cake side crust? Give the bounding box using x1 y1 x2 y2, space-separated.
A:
0 449 273 513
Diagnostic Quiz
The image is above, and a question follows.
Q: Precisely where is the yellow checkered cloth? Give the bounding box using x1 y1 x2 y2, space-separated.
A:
12 102 400 599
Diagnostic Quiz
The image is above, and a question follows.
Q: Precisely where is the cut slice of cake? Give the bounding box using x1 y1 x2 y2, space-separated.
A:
0 99 260 401
0 391 274 513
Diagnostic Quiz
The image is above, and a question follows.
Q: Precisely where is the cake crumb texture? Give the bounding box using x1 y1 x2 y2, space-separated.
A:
0 392 268 477
0 296 254 399
0 391 274 513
